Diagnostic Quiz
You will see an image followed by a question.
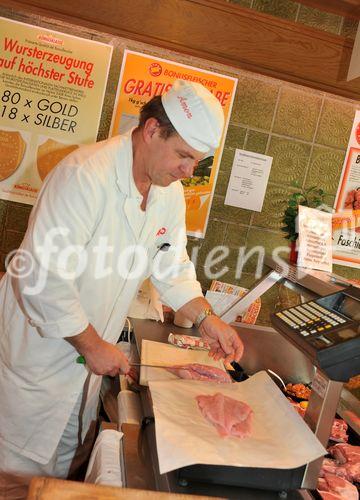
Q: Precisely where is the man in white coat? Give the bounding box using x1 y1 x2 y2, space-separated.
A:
0 80 243 497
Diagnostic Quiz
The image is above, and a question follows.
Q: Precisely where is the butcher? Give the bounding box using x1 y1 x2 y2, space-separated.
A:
0 80 244 498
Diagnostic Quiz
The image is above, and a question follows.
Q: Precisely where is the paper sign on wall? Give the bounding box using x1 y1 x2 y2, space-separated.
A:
224 149 272 212
333 109 360 268
0 17 112 205
297 206 333 273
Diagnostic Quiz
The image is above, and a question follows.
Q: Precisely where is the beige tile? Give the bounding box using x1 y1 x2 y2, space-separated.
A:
197 219 227 267
315 100 355 150
341 18 359 39
209 195 252 224
214 170 232 197
252 0 298 20
305 146 345 196
333 265 360 281
273 88 322 141
240 228 289 274
232 77 279 130
219 148 236 174
252 184 298 230
224 125 247 150
245 131 269 154
1 230 25 254
267 136 310 185
5 203 31 233
297 5 342 34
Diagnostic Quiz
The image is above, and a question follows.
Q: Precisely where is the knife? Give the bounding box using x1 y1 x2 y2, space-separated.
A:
76 356 170 369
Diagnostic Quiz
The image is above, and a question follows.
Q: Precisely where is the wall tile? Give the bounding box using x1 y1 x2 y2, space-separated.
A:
209 195 252 224
0 253 6 273
219 147 236 174
305 146 345 196
252 183 297 230
214 170 232 197
197 219 227 267
1 230 24 254
240 228 289 274
232 77 279 130
341 18 358 39
224 224 248 270
315 100 355 150
0 201 7 237
297 6 342 34
252 0 298 20
267 136 310 185
245 130 269 154
6 203 32 233
273 88 322 141
224 125 247 150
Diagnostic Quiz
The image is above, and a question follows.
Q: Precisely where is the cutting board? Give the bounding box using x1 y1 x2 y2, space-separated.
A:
140 339 226 386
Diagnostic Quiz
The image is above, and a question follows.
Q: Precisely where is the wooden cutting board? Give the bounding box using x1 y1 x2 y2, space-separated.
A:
140 339 226 386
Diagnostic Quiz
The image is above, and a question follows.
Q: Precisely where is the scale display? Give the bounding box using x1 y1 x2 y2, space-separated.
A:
271 286 360 382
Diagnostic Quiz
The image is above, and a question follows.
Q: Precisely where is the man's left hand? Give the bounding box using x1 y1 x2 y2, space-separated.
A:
199 315 244 364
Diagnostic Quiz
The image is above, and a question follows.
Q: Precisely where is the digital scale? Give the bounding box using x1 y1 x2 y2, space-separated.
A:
271 286 360 382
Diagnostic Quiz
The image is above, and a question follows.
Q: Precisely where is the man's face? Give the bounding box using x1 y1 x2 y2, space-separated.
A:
146 125 206 187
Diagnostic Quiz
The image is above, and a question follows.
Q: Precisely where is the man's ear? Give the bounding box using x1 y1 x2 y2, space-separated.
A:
143 117 159 143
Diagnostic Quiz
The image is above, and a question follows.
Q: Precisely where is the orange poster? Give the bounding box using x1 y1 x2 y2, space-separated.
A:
110 50 237 238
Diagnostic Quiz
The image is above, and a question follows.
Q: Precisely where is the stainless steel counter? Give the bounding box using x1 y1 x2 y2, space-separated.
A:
130 318 312 499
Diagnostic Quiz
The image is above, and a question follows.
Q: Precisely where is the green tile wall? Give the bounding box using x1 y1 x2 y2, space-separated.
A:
229 0 358 38
0 4 359 292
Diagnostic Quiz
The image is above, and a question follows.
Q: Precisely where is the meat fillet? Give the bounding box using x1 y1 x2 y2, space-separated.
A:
328 444 360 483
196 392 253 438
317 473 359 500
166 363 232 383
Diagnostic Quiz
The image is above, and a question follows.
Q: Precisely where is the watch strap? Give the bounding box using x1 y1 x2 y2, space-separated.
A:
194 308 214 329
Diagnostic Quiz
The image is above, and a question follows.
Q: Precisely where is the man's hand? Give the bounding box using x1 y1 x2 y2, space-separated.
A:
199 315 244 364
66 324 130 376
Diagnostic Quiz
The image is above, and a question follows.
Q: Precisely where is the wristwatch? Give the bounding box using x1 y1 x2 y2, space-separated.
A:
194 308 215 329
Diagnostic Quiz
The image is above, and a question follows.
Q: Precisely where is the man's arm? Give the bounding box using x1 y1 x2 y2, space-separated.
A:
66 324 130 376
177 297 244 364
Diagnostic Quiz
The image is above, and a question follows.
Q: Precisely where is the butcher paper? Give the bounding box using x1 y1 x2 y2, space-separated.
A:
149 371 326 474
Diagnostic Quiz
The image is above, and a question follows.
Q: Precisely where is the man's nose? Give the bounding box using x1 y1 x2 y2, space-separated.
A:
179 160 196 178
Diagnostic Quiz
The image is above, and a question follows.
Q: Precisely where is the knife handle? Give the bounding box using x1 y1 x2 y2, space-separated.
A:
76 355 86 364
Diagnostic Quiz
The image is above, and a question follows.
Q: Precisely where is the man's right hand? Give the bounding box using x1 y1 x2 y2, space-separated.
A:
66 323 130 376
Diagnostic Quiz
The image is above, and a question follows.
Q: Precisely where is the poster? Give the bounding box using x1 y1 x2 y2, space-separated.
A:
297 206 333 273
110 50 237 238
333 109 360 267
0 17 112 205
224 149 272 212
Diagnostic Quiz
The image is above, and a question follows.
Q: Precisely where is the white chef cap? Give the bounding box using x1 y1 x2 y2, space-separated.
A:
161 80 224 154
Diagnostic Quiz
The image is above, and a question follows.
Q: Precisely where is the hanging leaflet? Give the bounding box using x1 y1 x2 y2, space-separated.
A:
333 109 360 268
0 17 112 205
224 148 272 211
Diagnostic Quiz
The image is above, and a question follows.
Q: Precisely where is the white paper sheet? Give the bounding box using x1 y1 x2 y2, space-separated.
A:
298 206 333 272
224 149 272 211
140 340 225 386
149 371 326 474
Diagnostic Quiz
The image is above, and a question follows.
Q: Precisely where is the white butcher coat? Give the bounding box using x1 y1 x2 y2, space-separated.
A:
0 130 202 464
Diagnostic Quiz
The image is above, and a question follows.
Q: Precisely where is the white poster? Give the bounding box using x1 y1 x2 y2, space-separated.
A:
224 149 272 212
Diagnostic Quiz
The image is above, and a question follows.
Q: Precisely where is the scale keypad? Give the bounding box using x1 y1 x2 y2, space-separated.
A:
275 301 349 346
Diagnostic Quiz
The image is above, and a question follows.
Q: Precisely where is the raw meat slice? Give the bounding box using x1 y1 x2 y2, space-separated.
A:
328 443 360 483
328 444 360 464
196 392 253 438
166 363 232 383
330 419 348 443
319 458 348 480
317 473 358 500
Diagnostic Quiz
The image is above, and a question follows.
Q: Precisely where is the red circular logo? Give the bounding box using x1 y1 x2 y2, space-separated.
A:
356 122 360 145
149 63 162 77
